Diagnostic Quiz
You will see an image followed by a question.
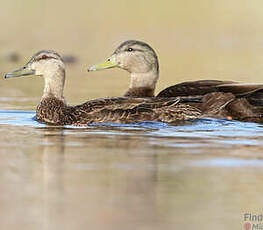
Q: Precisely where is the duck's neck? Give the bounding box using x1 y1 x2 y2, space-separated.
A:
125 70 159 97
42 67 65 102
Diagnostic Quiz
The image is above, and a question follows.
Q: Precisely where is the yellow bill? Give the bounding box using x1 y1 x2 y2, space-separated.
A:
88 55 118 72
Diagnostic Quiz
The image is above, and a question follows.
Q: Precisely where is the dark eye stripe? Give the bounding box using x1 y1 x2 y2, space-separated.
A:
125 48 144 53
35 56 54 62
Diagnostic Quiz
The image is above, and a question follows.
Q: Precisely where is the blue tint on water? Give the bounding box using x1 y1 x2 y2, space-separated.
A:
1 110 263 147
1 110 263 168
0 110 45 127
0 110 263 132
192 158 263 167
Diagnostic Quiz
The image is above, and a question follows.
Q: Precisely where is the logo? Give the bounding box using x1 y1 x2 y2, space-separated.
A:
243 213 263 230
244 222 251 230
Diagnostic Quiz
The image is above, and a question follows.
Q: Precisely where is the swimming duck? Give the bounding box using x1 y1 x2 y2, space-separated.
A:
4 50 203 125
88 40 263 122
88 40 159 97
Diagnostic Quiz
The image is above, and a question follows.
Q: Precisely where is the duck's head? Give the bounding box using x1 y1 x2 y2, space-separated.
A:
88 40 159 74
88 40 159 96
4 50 65 79
5 50 66 100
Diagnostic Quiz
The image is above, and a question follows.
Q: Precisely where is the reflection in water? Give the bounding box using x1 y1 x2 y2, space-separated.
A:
36 128 163 230
62 134 163 230
41 129 65 230
0 116 263 229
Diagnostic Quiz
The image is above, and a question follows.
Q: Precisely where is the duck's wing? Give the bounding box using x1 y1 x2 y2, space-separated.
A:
157 80 263 98
72 97 202 124
215 83 263 96
157 80 234 97
215 83 263 107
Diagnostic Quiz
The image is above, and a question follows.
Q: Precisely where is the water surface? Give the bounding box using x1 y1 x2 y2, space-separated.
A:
0 108 262 230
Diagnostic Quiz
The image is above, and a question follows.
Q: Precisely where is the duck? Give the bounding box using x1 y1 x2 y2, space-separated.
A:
88 40 159 97
4 50 204 126
88 40 263 122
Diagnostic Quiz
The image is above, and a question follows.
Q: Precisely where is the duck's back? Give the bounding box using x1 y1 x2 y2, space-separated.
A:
36 96 203 125
157 80 263 98
157 80 263 122
76 97 202 124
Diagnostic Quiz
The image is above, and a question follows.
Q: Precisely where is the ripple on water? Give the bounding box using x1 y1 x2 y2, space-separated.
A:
1 110 263 149
191 158 263 167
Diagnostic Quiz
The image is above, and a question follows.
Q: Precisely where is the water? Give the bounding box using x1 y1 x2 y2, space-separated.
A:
0 108 263 230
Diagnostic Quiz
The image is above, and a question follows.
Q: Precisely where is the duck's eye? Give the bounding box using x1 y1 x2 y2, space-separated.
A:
41 55 48 59
127 48 133 52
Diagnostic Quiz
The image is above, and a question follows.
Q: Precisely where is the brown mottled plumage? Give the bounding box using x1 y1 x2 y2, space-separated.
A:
4 50 203 126
88 41 263 123
124 87 154 97
157 80 263 122
36 96 202 125
157 80 263 98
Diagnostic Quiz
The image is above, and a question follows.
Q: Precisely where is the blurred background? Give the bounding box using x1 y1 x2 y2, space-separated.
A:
1 0 263 104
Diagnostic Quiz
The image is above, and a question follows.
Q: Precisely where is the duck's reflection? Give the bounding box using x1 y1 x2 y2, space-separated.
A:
38 129 160 230
39 128 65 230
